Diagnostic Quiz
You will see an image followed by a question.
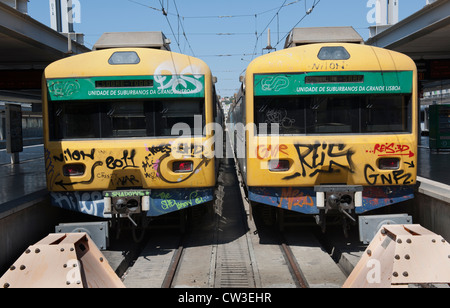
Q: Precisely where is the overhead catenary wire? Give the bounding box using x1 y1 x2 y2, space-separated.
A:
126 0 302 20
272 0 321 49
156 0 196 59
172 0 196 57
240 0 321 77
124 0 321 97
126 0 307 59
250 0 288 62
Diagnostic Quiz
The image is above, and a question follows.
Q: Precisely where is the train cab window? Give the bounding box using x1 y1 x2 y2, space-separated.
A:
362 95 412 133
50 101 100 139
254 94 412 135
255 96 306 135
105 102 146 137
154 100 204 137
306 97 359 134
49 99 205 140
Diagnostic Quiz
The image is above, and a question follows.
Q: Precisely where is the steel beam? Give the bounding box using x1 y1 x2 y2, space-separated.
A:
366 0 450 54
0 1 89 59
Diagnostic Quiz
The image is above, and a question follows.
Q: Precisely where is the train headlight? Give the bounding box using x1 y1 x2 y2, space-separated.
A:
318 46 350 60
108 51 140 65
268 160 290 172
63 164 86 177
378 158 400 170
173 161 194 173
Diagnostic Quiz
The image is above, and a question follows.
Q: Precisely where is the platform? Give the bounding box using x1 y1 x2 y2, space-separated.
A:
0 144 46 206
418 136 450 186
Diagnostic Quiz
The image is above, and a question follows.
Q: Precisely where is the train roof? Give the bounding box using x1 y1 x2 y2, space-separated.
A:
93 32 171 51
284 27 364 48
246 43 416 76
44 48 211 79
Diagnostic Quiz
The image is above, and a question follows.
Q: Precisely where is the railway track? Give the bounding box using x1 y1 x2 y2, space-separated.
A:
102 155 350 289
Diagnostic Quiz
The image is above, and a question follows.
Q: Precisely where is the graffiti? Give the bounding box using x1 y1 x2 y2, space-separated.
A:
142 156 160 180
116 175 139 186
175 143 204 157
44 147 60 186
145 144 171 156
366 143 415 158
142 142 212 183
265 108 295 129
405 161 415 169
96 172 140 186
106 149 138 170
48 80 80 98
157 153 211 184
53 148 95 162
157 190 206 211
51 191 107 218
256 144 288 160
312 62 345 71
154 61 204 95
279 187 314 211
364 164 413 186
291 143 355 178
47 140 211 189
261 75 289 92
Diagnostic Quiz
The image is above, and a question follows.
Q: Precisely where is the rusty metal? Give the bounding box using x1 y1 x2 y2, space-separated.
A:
280 242 309 288
0 233 125 288
161 242 184 288
343 224 450 288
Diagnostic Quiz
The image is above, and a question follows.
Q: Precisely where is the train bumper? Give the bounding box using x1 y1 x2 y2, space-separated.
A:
50 187 214 218
248 185 415 215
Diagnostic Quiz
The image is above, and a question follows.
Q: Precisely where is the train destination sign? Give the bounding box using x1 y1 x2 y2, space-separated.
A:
47 75 205 101
254 71 413 96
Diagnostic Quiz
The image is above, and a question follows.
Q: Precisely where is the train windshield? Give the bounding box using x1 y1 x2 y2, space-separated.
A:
48 99 205 140
254 94 412 135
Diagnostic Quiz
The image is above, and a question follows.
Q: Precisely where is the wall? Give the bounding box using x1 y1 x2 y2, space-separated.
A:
413 177 450 241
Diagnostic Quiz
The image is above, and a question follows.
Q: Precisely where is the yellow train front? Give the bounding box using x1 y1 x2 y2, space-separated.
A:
43 42 220 231
229 43 418 234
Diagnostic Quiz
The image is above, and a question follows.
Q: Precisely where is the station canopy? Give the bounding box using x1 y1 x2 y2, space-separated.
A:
0 1 89 104
366 0 450 82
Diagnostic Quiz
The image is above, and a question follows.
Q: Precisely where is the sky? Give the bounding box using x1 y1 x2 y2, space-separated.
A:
28 0 428 98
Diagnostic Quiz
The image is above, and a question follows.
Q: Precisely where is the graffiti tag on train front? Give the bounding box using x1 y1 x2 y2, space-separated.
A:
364 164 413 186
292 142 356 178
366 143 415 158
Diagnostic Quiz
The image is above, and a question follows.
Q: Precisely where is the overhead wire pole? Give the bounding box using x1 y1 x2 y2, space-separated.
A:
250 0 288 61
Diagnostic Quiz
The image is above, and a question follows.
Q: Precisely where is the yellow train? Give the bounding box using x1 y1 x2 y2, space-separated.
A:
229 42 418 235
43 33 221 236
